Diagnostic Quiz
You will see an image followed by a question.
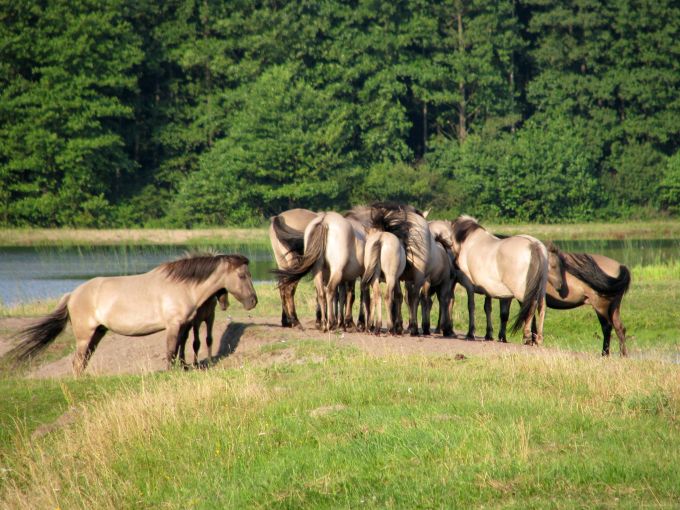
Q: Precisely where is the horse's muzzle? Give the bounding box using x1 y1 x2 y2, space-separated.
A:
245 295 258 310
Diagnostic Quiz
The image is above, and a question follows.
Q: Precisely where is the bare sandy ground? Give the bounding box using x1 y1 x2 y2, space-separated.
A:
0 316 585 378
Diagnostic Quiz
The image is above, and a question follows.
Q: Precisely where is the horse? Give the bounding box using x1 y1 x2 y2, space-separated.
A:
9 254 257 375
538 250 630 356
274 211 365 332
449 215 560 345
361 230 406 335
178 290 228 367
349 203 436 336
419 235 454 337
269 208 320 328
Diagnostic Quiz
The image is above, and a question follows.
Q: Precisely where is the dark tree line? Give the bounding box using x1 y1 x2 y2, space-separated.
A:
2 0 679 227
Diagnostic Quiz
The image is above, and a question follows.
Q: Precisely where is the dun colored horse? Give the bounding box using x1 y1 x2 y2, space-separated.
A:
541 250 630 356
10 254 257 374
361 231 406 335
269 208 319 328
450 216 559 345
178 290 229 367
275 211 365 332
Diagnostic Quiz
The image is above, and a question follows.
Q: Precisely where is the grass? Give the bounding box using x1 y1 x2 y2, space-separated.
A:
1 219 679 247
0 346 677 508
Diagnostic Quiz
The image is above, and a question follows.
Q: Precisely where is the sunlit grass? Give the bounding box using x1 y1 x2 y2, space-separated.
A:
1 346 677 508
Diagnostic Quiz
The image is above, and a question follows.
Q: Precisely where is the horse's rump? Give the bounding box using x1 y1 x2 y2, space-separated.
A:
271 215 306 257
362 238 383 285
273 218 327 287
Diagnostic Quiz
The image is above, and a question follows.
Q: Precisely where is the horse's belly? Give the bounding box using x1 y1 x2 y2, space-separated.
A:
95 295 167 336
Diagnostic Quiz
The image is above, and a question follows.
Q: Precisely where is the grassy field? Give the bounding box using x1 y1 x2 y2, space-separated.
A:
0 346 678 508
1 219 679 246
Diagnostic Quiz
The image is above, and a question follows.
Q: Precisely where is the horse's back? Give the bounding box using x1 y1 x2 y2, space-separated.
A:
589 253 625 277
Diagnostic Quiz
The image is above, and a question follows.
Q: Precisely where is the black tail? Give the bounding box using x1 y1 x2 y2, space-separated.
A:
273 219 327 287
565 253 631 298
271 215 305 257
511 243 548 333
362 239 382 285
9 293 71 362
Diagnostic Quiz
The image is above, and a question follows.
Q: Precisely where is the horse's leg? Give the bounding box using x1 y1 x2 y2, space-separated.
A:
336 284 346 330
165 322 185 369
611 304 628 356
191 322 201 366
314 272 328 332
438 285 453 337
533 296 546 346
498 298 512 342
522 299 538 345
357 283 367 332
279 285 290 327
420 281 432 336
465 286 476 340
394 283 404 335
596 311 613 356
326 271 343 331
204 311 215 365
72 324 106 376
385 279 396 335
406 281 421 336
483 296 494 341
373 279 382 336
344 281 357 331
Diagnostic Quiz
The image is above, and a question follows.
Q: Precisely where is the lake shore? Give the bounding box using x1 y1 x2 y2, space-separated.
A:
1 219 679 246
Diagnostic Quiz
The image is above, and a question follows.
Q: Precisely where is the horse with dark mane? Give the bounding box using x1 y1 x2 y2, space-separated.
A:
449 215 563 345
541 250 630 356
9 253 257 374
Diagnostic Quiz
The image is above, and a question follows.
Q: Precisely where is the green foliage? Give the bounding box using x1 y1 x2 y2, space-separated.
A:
428 118 601 221
0 0 679 225
659 152 680 214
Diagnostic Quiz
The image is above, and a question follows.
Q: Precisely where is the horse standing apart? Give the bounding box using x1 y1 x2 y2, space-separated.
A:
10 254 257 375
450 216 561 345
269 208 320 328
178 290 229 367
361 231 406 335
274 211 365 332
540 251 630 356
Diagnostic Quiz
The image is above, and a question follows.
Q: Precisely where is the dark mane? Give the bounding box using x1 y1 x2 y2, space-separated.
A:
369 205 414 246
161 254 249 283
452 216 483 245
370 201 424 217
563 252 631 297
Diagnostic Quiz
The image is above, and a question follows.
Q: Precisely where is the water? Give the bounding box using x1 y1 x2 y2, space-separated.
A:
0 244 275 305
0 238 678 305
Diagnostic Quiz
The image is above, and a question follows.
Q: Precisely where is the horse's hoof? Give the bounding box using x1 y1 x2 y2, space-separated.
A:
442 329 454 338
465 334 475 341
422 329 431 336
484 335 494 341
433 328 441 335
498 338 507 343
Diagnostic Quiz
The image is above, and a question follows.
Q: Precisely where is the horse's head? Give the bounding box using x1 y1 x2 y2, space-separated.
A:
546 242 567 297
223 256 258 310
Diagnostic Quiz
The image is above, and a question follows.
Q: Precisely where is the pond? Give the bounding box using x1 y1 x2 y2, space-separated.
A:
0 238 678 305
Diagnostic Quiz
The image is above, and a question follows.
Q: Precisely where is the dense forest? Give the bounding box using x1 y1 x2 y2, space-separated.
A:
1 0 679 227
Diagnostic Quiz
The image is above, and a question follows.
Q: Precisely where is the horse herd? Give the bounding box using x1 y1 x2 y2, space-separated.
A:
9 203 630 375
270 204 630 356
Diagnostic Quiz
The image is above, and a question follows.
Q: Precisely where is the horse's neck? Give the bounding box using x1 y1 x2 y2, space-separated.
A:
188 268 226 307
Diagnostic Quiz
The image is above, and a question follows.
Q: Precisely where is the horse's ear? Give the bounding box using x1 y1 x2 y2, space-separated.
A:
423 209 430 219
